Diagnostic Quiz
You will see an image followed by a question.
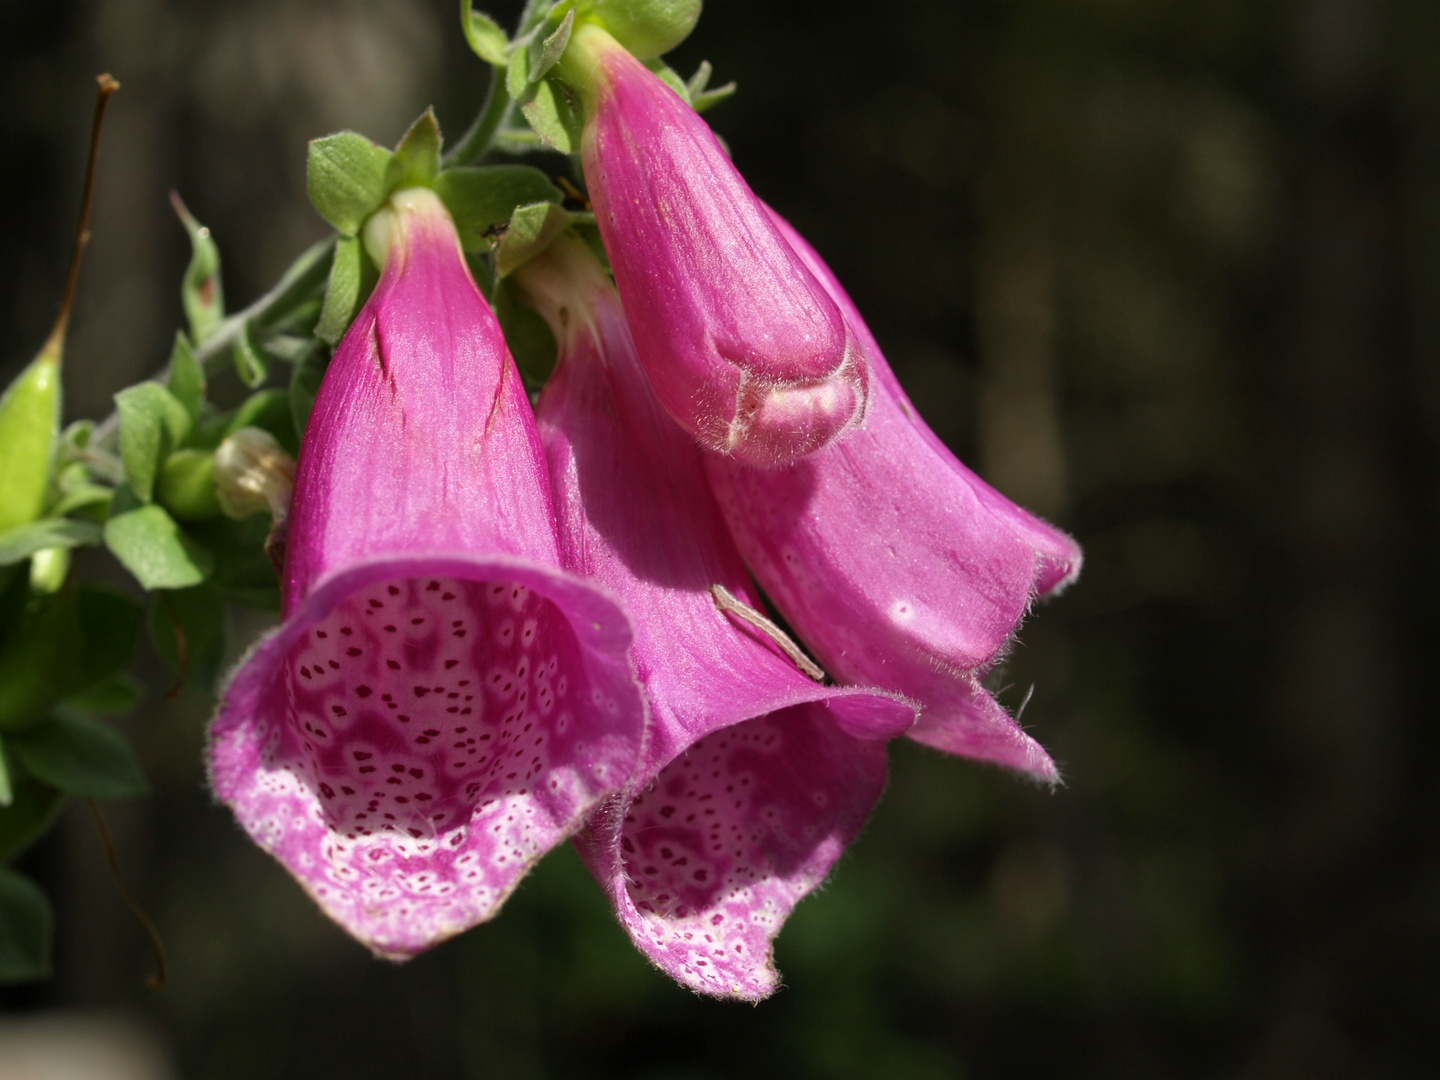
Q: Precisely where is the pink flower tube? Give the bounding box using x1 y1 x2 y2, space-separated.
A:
518 237 915 999
208 189 646 958
705 212 1083 781
560 23 867 467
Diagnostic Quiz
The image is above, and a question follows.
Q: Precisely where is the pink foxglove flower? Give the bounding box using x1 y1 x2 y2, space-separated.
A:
560 24 867 467
706 212 1082 781
518 237 915 999
208 189 646 958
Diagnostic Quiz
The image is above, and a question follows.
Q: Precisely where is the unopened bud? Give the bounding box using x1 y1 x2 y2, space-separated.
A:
214 427 295 523
28 547 71 594
157 448 222 522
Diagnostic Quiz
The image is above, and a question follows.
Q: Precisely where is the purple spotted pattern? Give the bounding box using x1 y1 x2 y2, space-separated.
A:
209 190 644 958
522 239 915 998
704 210 1082 782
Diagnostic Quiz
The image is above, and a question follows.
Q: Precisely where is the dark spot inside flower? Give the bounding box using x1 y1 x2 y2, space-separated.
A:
427 582 440 591
332 706 347 717
423 729 440 737
414 687 429 698
352 751 372 760
346 647 362 657
660 806 676 818
328 660 340 670
341 786 354 795
412 617 424 625
319 783 334 798
388 585 401 596
398 714 410 723
444 659 458 669
355 686 372 698
384 625 397 633
409 768 423 779
359 766 376 774
340 627 353 636
315 631 327 639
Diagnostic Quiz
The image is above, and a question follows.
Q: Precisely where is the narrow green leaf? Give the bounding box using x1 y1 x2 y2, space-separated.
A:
290 344 329 436
433 166 563 251
307 132 395 235
693 81 737 114
7 712 148 799
0 519 102 566
114 383 192 504
315 236 367 346
232 320 269 389
496 201 572 276
0 868 53 983
517 77 584 153
462 2 510 65
0 590 80 735
507 37 532 100
63 673 146 716
165 332 206 421
74 584 144 693
529 7 574 83
149 586 228 692
170 192 225 342
0 775 64 864
387 108 443 190
104 505 212 590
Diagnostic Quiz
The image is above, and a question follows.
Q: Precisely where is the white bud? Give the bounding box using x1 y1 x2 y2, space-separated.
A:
214 427 295 523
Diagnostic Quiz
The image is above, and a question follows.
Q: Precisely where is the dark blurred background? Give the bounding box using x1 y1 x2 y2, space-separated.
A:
1 0 1437 1076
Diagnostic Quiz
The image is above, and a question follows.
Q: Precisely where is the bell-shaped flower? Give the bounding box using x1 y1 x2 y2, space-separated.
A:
705 212 1082 781
208 189 646 958
516 237 916 999
558 23 867 467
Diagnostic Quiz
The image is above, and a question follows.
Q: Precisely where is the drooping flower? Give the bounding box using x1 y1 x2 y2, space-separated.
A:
517 236 916 999
705 211 1083 780
208 189 646 958
558 23 868 467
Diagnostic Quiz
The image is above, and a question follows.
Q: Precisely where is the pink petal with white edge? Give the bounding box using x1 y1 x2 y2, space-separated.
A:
521 239 915 998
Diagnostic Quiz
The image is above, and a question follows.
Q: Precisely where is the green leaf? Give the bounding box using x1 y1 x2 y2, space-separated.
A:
495 201 572 276
307 132 396 236
0 774 64 863
114 383 192 504
232 320 268 390
0 735 12 807
315 236 370 347
104 505 212 590
0 519 102 566
693 81 737 114
149 586 227 692
63 673 145 715
517 77 584 154
170 192 225 342
433 166 564 252
7 712 148 799
223 390 299 457
0 590 80 735
165 331 206 421
462 2 510 65
0 867 53 983
529 7 575 83
49 483 111 520
290 343 329 436
387 108 443 190
507 37 532 100
74 583 144 693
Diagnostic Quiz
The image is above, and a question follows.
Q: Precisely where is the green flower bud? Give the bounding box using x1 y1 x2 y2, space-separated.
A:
214 427 295 522
0 347 60 535
157 448 223 522
577 0 701 60
28 547 71 595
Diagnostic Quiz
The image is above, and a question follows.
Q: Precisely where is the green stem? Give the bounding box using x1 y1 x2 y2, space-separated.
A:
444 69 513 168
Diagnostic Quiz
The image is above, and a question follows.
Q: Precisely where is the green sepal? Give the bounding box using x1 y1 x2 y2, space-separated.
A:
0 773 64 864
290 345 329 437
580 0 701 59
688 59 736 113
386 108 443 191
188 514 281 609
518 76 584 153
433 166 564 252
315 235 376 347
6 711 148 799
0 867 53 983
171 194 225 342
0 589 79 734
0 519 102 567
114 382 192 504
507 36 533 100
157 449 221 523
104 505 213 591
49 461 112 520
307 132 396 236
232 320 268 390
165 331 207 420
493 278 558 391
496 202 573 276
149 585 227 692
0 353 60 535
462 1 510 65
223 390 299 457
530 7 575 83
645 57 690 101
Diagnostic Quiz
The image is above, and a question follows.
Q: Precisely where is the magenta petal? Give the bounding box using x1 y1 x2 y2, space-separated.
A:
573 27 867 466
704 212 1082 782
523 242 914 997
208 191 645 957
